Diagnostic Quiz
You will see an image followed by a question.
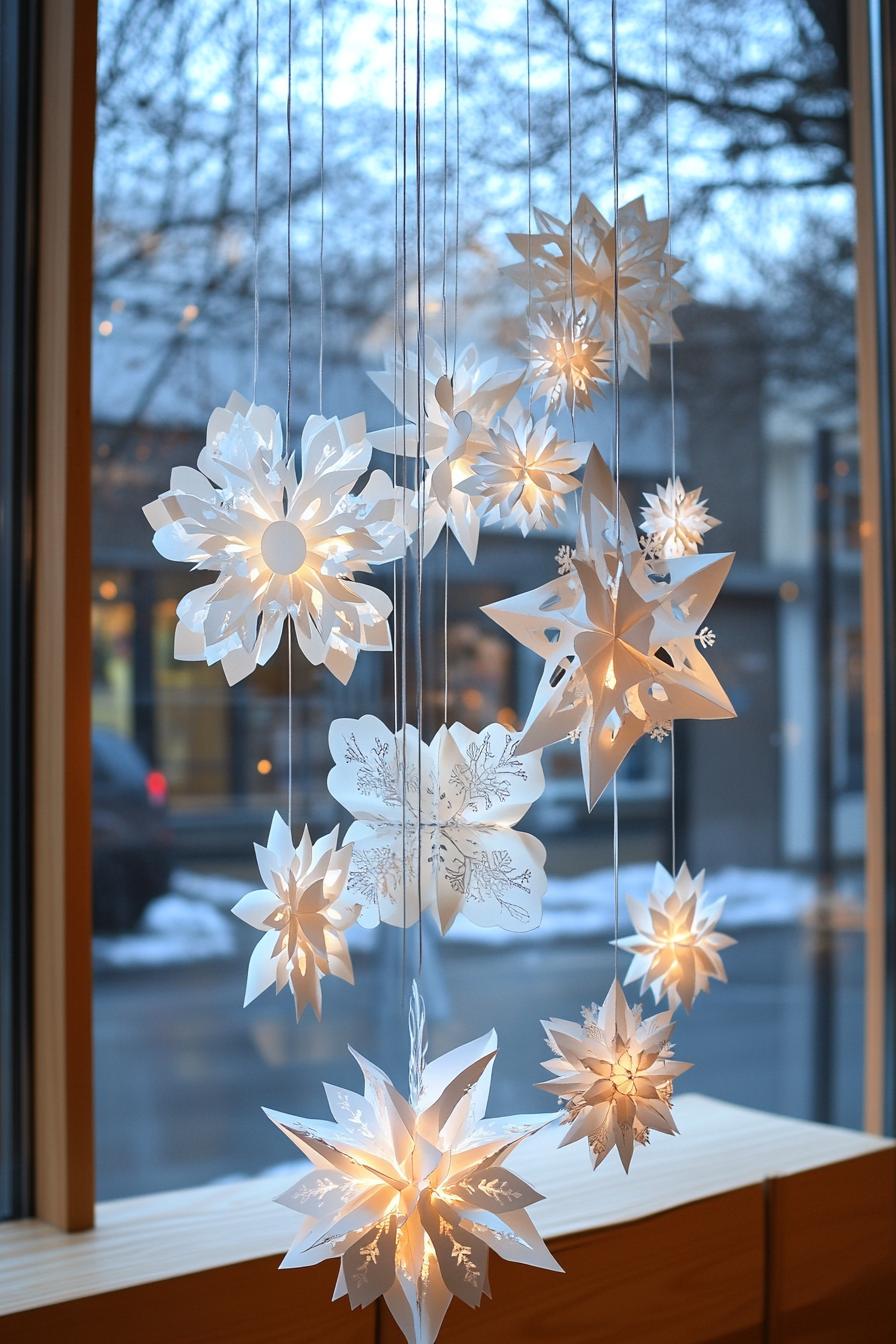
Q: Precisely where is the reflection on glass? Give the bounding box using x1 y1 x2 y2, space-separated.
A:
92 0 864 1198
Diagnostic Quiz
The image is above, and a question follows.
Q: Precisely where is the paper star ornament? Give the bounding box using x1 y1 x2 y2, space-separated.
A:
368 338 524 563
523 306 611 412
614 861 736 1011
538 979 691 1172
231 812 358 1021
143 392 409 685
640 476 720 558
327 715 546 933
505 195 690 379
462 399 589 535
265 1002 561 1343
483 445 735 808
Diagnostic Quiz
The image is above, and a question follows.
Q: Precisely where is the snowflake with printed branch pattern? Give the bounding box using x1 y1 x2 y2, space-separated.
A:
613 861 736 1012
538 979 691 1172
640 476 720 559
265 990 561 1344
231 812 359 1022
327 715 546 933
143 392 410 685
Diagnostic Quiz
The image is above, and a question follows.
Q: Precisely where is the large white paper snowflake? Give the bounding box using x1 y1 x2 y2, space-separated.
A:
462 399 589 536
483 445 735 809
538 979 691 1172
640 477 720 558
143 392 409 685
231 812 358 1022
327 715 546 933
368 338 524 563
505 195 690 380
614 861 735 1012
522 306 611 412
266 993 561 1344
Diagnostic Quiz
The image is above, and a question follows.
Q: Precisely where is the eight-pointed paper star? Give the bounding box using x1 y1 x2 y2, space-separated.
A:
613 861 736 1012
537 979 691 1172
505 194 690 380
327 715 547 933
483 445 735 809
461 399 589 536
231 812 359 1022
640 476 720 558
143 392 410 685
368 338 524 563
265 1011 561 1344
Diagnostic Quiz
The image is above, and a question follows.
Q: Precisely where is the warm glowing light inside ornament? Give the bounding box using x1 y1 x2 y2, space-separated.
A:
261 519 307 574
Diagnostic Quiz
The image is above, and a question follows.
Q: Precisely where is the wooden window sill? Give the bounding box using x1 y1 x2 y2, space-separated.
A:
1 1095 894 1342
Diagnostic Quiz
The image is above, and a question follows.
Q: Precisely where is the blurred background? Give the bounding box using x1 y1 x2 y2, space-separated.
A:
90 0 864 1198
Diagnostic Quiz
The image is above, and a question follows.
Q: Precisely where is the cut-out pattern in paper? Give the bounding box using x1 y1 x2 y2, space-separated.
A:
483 445 735 808
614 861 735 1011
231 812 358 1022
640 476 720 559
265 1007 561 1344
538 979 691 1173
143 392 409 685
368 339 524 563
327 715 546 933
505 195 690 380
463 400 589 536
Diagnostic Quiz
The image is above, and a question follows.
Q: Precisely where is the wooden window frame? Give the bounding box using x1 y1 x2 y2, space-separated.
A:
5 0 894 1316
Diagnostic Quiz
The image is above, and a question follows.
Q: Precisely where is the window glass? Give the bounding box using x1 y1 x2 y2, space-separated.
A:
92 0 863 1198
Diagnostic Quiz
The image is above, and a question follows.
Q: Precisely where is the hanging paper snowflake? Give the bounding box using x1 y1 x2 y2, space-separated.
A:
483 445 735 808
640 476 720 559
265 994 561 1344
537 979 691 1172
523 306 611 412
505 195 690 379
461 399 589 535
368 338 524 563
143 392 409 685
613 861 735 1012
327 715 546 933
231 812 358 1022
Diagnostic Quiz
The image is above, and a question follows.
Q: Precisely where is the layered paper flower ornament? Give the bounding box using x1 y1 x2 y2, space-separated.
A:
614 861 735 1012
523 307 611 412
143 392 409 685
327 715 547 933
505 195 690 380
462 399 589 536
265 1021 561 1343
368 339 524 562
538 979 691 1172
483 445 735 808
231 812 358 1022
640 476 720 558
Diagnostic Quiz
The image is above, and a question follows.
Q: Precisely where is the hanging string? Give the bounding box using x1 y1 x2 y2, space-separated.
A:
392 0 401 736
400 0 410 987
525 0 533 409
442 0 450 728
451 0 460 375
610 0 621 977
252 0 260 402
565 0 577 440
318 0 326 414
664 0 678 875
415 0 426 974
285 0 295 831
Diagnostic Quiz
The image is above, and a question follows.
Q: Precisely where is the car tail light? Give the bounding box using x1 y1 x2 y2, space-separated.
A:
145 770 168 806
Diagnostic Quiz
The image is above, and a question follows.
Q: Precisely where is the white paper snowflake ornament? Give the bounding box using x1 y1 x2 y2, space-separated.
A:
327 715 547 934
505 195 690 380
462 399 589 536
483 445 735 808
640 477 720 558
538 979 691 1172
231 812 358 1022
143 392 410 685
265 989 561 1344
523 306 611 412
614 862 736 1011
368 338 524 563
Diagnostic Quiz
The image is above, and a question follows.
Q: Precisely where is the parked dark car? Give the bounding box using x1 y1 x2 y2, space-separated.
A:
92 727 173 932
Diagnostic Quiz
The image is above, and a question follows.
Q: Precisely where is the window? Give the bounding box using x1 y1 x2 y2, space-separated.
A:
89 0 866 1202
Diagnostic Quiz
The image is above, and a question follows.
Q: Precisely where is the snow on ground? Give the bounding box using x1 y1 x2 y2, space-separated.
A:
93 862 822 971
